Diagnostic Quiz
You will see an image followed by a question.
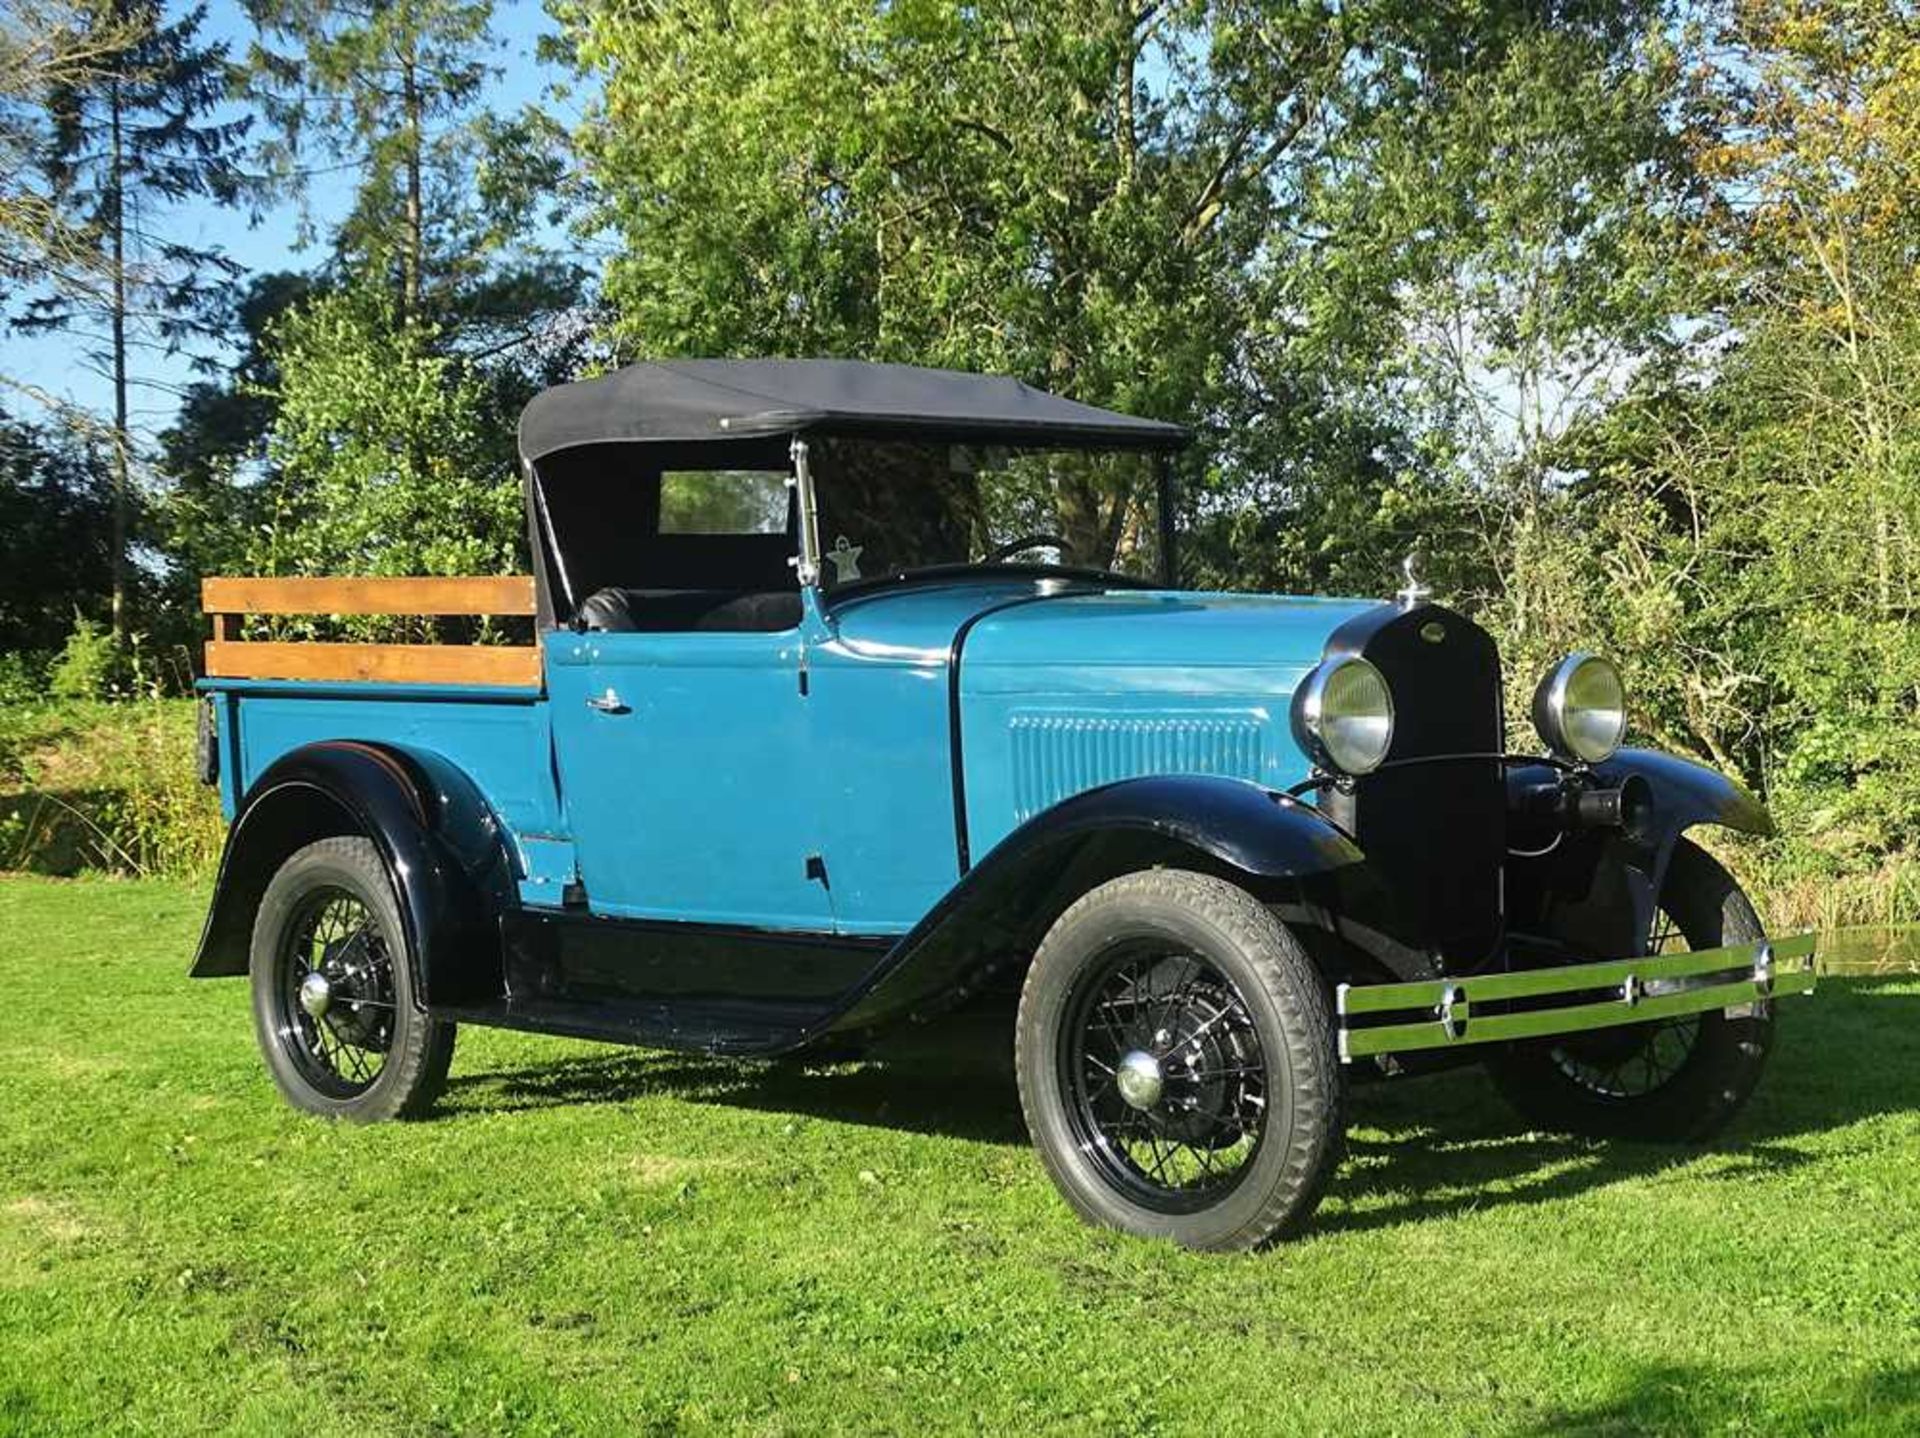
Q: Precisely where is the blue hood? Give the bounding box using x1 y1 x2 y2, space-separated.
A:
946 587 1380 860
807 580 1381 927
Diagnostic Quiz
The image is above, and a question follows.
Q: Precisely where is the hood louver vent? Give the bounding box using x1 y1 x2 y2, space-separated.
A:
1010 713 1265 821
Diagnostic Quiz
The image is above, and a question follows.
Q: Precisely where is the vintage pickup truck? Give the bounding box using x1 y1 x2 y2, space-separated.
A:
192 359 1813 1250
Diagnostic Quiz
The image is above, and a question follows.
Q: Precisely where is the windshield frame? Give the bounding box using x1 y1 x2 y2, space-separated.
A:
791 439 1178 600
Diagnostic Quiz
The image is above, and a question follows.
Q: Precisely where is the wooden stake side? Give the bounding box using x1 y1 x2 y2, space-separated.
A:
201 575 535 617
202 575 541 688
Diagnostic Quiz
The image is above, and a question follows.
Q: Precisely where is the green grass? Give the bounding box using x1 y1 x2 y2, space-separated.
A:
1 876 1916 1436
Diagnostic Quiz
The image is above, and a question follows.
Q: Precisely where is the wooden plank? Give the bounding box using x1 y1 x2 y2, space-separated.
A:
202 575 537 617
205 641 542 687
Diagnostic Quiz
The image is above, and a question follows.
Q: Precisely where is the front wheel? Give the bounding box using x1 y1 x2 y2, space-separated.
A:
248 836 456 1122
1015 870 1344 1251
1489 839 1774 1142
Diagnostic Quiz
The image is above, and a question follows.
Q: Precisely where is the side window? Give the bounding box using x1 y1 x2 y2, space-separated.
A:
658 470 790 534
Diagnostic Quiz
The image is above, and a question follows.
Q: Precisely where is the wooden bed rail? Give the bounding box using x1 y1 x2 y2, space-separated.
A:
202 576 542 687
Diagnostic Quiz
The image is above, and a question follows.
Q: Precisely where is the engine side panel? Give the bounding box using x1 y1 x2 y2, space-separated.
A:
957 591 1376 864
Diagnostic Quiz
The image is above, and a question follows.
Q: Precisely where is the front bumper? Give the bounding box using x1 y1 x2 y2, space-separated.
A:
1336 933 1817 1063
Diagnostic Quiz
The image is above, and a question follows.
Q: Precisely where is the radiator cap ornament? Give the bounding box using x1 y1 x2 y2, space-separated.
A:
1395 552 1433 608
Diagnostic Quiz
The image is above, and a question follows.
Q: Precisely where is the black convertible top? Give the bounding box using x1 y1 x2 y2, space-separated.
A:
517 358 1188 461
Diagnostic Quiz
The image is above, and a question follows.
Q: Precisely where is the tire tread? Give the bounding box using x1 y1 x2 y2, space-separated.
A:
1015 869 1343 1250
249 836 455 1123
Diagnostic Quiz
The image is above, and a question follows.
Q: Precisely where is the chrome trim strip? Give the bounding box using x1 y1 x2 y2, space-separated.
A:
1336 933 1816 1062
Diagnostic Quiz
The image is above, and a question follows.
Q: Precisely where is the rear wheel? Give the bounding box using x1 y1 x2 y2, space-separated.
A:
1489 839 1773 1141
249 837 456 1121
1015 870 1343 1251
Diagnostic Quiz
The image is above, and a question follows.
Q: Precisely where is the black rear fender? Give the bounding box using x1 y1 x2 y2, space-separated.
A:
824 775 1419 1037
191 741 516 1007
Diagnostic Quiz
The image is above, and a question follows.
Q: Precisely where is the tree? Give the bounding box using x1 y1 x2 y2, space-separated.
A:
242 0 575 327
0 0 141 308
556 0 1688 576
247 288 523 596
555 0 1319 564
233 0 592 591
142 269 314 643
10 0 251 644
1536 0 1920 891
0 405 118 657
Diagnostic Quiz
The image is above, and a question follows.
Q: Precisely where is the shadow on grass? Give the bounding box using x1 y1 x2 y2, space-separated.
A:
1510 1361 1920 1436
443 977 1920 1223
442 999 1030 1145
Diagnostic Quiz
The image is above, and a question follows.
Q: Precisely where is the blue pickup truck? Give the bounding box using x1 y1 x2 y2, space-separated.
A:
192 359 1813 1251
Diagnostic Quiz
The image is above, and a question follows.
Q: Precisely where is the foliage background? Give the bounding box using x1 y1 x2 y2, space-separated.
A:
0 0 1912 925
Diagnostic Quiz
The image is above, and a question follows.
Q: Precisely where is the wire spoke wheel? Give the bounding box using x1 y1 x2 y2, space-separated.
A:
273 885 397 1100
1491 839 1776 1143
1018 870 1341 1249
1548 1012 1704 1099
1061 942 1269 1214
250 838 456 1122
1547 904 1703 1099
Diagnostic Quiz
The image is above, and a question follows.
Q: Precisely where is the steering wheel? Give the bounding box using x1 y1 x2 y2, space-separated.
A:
983 532 1078 565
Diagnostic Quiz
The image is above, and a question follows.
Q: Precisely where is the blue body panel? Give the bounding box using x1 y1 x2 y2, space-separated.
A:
544 626 833 929
199 678 570 906
809 582 1031 931
203 580 1376 937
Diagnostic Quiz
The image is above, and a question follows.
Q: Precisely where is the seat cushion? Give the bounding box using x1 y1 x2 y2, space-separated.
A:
576 588 802 633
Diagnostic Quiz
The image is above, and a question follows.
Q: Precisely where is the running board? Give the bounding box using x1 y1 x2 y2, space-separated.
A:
1336 933 1817 1063
432 993 835 1057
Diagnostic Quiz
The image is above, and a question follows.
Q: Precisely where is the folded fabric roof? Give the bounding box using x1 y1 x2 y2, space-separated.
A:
517 358 1188 461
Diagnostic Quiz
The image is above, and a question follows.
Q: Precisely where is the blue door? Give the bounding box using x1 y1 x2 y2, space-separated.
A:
546 629 833 929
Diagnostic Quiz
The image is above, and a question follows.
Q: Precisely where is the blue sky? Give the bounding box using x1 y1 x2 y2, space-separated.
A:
0 0 572 440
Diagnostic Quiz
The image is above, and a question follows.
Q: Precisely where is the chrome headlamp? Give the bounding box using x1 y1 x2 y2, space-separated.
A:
1532 653 1627 763
1291 656 1395 776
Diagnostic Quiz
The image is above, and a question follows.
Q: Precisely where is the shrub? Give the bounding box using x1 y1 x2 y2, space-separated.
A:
0 652 43 706
0 697 223 879
47 615 118 701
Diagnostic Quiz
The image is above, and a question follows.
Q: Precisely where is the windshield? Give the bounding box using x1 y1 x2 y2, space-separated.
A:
809 438 1167 588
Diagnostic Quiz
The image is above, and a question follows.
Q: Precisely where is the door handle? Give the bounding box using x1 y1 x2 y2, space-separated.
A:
585 687 629 714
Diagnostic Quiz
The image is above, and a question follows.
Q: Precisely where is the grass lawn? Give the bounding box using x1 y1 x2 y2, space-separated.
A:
1 876 1916 1436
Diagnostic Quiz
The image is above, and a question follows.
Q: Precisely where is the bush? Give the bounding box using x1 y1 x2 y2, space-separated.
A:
0 697 223 879
0 652 43 706
47 615 118 701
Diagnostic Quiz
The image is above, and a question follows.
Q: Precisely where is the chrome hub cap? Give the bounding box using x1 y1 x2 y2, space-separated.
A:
1116 1049 1164 1111
297 970 332 1020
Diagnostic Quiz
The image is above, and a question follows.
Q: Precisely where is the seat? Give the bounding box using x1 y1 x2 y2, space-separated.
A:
575 587 802 634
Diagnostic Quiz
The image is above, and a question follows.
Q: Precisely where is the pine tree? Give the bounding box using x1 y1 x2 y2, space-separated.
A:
1 1 141 300
242 0 497 324
14 0 251 643
232 0 588 589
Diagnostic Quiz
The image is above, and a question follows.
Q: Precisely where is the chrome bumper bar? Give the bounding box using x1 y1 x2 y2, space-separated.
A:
1336 933 1817 1063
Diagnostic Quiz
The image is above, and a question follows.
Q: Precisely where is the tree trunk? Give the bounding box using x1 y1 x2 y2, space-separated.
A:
401 51 423 322
108 59 128 646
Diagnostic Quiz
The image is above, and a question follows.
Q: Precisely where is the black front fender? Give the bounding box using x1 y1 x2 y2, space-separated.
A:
1593 747 1773 841
1507 747 1773 960
821 774 1419 1037
190 741 516 1007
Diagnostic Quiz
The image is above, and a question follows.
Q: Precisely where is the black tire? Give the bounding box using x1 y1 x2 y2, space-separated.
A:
1015 870 1343 1251
249 836 456 1122
1489 839 1774 1142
